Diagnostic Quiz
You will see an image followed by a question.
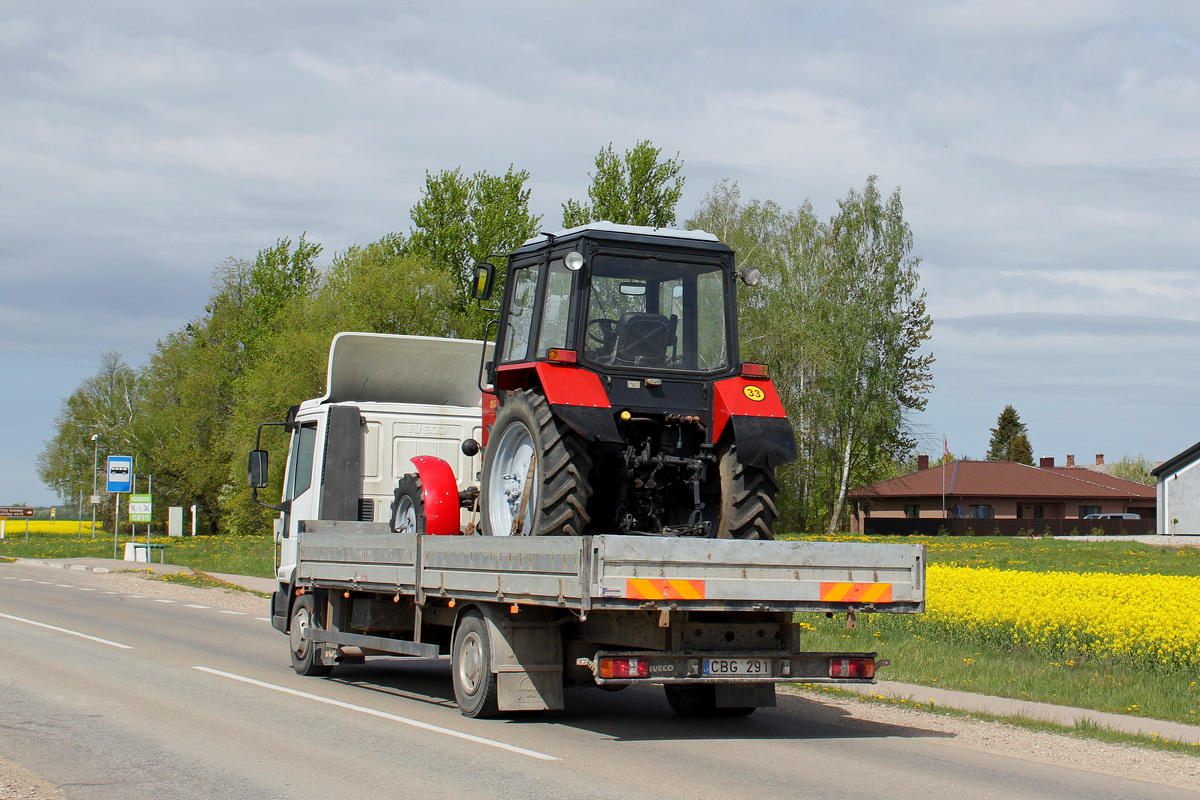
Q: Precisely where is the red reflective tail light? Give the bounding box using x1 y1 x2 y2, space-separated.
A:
829 657 875 679
599 657 649 679
740 363 769 378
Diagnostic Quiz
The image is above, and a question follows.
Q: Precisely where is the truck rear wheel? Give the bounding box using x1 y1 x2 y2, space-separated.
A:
664 684 756 717
452 611 500 718
290 594 333 677
712 443 779 540
481 389 592 536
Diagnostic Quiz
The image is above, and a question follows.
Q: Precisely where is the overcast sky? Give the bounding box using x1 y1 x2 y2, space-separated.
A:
4 1 1200 506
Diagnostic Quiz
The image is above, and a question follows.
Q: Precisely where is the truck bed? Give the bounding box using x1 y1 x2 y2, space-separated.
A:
296 522 925 615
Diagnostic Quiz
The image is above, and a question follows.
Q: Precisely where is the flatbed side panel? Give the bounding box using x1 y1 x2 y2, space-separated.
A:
591 536 925 607
420 535 587 605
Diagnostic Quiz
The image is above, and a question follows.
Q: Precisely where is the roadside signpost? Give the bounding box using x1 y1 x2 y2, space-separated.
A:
129 494 152 523
0 506 35 542
107 456 133 558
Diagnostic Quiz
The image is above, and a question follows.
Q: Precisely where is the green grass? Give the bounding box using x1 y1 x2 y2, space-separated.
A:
785 533 1200 577
0 531 275 578
801 613 1200 726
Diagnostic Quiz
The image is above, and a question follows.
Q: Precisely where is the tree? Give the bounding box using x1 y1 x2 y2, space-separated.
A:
987 405 1031 463
688 178 933 534
407 165 541 311
1110 454 1156 485
37 352 141 532
562 141 684 228
1007 433 1034 466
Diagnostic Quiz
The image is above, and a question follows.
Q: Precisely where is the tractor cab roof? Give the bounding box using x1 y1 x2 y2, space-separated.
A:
513 222 732 259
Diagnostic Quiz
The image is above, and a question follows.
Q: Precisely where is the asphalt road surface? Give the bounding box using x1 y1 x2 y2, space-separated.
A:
1 562 1196 800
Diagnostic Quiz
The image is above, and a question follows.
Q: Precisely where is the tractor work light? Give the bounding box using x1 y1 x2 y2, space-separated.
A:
599 657 649 679
829 657 874 679
565 251 585 271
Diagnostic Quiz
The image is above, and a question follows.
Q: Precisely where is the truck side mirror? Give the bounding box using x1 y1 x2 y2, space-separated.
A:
248 450 269 489
471 261 496 301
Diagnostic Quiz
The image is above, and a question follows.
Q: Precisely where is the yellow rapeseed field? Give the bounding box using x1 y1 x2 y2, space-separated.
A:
924 564 1200 671
0 520 100 535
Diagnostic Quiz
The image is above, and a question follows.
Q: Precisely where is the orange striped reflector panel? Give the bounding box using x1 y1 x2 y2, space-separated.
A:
820 582 893 603
625 578 706 600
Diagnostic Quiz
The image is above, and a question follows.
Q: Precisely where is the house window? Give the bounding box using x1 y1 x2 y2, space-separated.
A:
1032 505 1044 519
1079 505 1100 518
905 504 919 519
969 505 995 519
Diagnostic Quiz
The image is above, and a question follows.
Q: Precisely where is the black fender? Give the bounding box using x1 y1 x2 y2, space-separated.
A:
730 416 798 468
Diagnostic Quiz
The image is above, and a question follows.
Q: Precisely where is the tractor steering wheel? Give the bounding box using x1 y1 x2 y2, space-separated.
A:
587 318 617 345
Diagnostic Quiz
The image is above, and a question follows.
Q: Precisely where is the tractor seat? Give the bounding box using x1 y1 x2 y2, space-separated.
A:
615 312 677 365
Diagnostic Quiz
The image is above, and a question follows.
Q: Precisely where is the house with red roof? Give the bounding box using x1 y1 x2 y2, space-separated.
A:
848 456 1156 535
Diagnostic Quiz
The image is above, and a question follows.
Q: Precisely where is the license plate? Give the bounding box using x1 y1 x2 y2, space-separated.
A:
702 658 772 677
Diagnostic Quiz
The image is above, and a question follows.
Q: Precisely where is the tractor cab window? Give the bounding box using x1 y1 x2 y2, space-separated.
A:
584 254 729 372
499 263 541 363
535 260 573 358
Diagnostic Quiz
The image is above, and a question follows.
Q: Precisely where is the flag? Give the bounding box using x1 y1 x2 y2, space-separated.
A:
944 435 951 461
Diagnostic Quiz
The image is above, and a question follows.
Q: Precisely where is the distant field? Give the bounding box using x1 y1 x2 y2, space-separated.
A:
0 519 101 536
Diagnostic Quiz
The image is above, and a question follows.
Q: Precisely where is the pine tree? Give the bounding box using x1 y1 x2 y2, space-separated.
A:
987 405 1030 462
1007 432 1034 466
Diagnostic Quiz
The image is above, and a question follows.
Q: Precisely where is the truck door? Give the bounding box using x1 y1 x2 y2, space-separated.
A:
276 420 319 583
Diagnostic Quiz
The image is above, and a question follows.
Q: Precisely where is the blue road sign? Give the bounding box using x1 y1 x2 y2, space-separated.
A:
106 456 133 493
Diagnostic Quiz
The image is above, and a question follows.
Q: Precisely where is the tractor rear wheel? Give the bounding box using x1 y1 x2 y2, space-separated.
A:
711 443 779 540
480 389 592 536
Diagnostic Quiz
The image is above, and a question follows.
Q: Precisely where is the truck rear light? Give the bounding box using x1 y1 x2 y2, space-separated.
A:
740 363 769 378
547 348 577 363
829 657 874 679
599 657 648 679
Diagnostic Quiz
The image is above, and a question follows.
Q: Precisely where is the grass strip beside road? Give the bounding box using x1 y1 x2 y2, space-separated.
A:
0 529 274 578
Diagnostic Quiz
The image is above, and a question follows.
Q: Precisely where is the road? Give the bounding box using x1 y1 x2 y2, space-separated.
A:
1 561 1196 800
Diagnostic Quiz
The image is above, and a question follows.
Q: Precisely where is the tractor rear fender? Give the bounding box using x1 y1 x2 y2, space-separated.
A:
493 362 622 444
408 456 461 535
712 377 797 468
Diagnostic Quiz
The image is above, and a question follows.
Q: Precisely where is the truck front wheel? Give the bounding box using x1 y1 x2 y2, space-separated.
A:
289 594 333 677
480 389 592 536
452 612 499 718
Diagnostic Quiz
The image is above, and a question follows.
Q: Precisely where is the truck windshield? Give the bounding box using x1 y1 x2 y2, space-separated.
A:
584 254 729 373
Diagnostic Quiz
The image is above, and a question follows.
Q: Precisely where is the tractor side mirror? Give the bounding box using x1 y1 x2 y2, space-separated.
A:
248 450 269 489
472 261 496 301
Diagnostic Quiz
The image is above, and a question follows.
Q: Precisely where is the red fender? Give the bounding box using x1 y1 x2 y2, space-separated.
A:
409 456 461 535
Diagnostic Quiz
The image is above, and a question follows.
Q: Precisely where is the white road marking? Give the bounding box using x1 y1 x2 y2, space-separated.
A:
219 610 245 616
36 581 51 585
0 612 133 649
186 604 210 609
192 666 559 761
77 587 96 592
256 617 270 622
153 599 176 603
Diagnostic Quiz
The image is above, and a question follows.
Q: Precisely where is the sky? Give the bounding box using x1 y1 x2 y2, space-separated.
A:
4 1 1200 506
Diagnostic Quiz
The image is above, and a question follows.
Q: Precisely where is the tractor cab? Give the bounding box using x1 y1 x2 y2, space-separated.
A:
477 223 748 384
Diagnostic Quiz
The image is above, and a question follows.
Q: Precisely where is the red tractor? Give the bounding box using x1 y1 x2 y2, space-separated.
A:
470 223 796 539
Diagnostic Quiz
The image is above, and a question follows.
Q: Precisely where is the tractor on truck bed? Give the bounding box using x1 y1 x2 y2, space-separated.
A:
470 222 796 540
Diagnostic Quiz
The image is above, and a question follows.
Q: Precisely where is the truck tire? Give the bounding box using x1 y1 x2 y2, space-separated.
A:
712 443 779 540
389 474 423 534
664 684 755 718
452 611 500 718
480 389 592 536
289 594 333 677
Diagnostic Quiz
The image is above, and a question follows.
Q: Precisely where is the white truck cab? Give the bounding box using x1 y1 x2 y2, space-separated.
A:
270 333 489 584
